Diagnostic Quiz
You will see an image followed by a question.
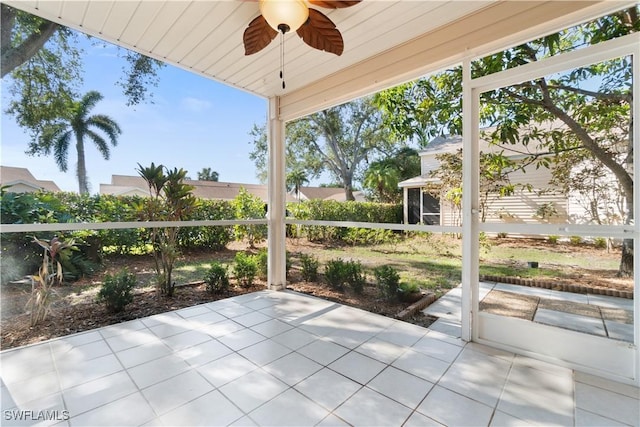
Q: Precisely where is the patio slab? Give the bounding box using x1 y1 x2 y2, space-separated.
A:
1 290 638 427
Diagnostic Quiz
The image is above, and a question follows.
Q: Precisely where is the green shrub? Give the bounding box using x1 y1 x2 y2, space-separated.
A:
233 251 258 287
97 269 137 313
300 253 319 282
547 235 559 245
593 237 607 249
256 248 268 279
324 258 365 293
205 262 230 294
569 235 582 246
398 281 421 302
374 265 401 301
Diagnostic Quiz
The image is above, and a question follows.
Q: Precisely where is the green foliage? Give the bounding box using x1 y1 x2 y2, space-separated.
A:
324 258 365 293
363 148 420 203
300 254 319 282
233 188 267 248
593 237 607 249
287 200 401 242
548 235 559 245
204 262 230 295
96 269 136 313
28 236 76 326
398 281 421 301
343 228 398 246
569 236 583 246
136 163 197 297
233 252 258 288
196 167 219 181
256 248 268 279
374 265 401 301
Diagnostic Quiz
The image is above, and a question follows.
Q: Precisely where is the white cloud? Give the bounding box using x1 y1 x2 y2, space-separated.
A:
180 97 212 113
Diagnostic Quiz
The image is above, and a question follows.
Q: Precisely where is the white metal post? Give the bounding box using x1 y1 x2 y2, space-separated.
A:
461 58 479 342
267 97 287 290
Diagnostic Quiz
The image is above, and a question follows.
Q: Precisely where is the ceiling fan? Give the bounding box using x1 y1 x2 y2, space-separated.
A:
243 0 362 57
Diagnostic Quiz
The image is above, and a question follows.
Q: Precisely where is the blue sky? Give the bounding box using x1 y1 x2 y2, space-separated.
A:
1 37 269 194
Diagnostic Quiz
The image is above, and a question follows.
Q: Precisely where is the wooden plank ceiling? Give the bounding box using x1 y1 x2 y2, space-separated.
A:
3 1 630 118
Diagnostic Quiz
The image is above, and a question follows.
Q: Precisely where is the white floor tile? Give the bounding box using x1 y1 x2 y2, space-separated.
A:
367 366 434 409
62 371 137 416
355 336 408 364
294 368 361 411
574 371 640 399
232 311 273 327
392 349 450 384
69 392 155 426
98 320 146 338
575 408 628 426
238 339 292 366
104 328 159 352
605 320 634 342
200 318 245 338
196 353 258 387
217 304 254 319
263 352 322 386
417 385 493 427
316 413 350 426
297 338 350 366
411 334 463 363
328 351 386 385
59 354 123 390
161 329 212 351
575 382 640 426
218 328 265 351
426 319 463 339
534 308 606 336
52 340 112 369
141 370 214 415
175 339 233 367
126 354 190 389
248 388 329 426
218 369 288 413
376 321 427 347
271 327 319 350
490 411 536 426
250 318 294 338
3 392 67 427
186 310 226 327
1 344 55 384
115 340 173 369
334 387 412 426
498 365 574 426
3 371 60 407
175 304 212 319
159 390 244 427
403 411 445 427
325 328 376 349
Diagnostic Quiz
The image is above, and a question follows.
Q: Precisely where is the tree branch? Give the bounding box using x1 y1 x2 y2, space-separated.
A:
1 7 60 78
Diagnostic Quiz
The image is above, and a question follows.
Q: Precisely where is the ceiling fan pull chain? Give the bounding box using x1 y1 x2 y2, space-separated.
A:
280 31 286 89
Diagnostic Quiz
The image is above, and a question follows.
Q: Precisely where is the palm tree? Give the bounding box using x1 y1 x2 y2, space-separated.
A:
363 162 400 203
197 167 219 181
287 169 308 201
39 91 121 194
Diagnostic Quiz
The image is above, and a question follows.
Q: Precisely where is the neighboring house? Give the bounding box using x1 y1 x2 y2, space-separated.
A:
399 134 584 226
290 186 366 202
0 166 61 193
102 175 363 203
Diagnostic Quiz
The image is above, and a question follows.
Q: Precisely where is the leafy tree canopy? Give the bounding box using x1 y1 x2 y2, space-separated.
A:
1 4 163 141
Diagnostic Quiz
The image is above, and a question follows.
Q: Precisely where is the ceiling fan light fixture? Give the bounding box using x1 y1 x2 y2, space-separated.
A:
259 0 309 33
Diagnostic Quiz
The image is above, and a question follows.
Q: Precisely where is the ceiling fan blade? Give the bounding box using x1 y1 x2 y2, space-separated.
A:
296 9 344 56
308 0 361 9
243 14 278 55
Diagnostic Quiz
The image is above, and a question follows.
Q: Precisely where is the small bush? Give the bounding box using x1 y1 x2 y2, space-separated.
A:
324 258 365 293
256 248 268 279
97 269 136 313
547 235 559 244
374 265 401 301
398 281 421 302
569 235 582 246
593 237 607 249
205 262 230 294
300 254 319 282
233 251 258 287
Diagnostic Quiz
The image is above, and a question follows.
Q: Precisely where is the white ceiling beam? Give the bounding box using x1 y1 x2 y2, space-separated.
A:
279 1 635 122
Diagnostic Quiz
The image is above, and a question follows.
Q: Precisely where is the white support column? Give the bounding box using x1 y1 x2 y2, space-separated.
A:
461 58 479 342
267 97 287 290
403 187 409 224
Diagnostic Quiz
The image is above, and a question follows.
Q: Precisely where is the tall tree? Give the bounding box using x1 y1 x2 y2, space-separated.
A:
197 168 219 182
38 91 122 194
1 4 162 139
376 7 638 276
287 169 309 199
250 97 393 200
363 147 421 202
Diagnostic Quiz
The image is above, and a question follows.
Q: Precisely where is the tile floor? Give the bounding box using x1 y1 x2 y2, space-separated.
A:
1 290 638 427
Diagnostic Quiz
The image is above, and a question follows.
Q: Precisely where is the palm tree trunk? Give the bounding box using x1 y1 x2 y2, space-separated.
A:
76 134 89 194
